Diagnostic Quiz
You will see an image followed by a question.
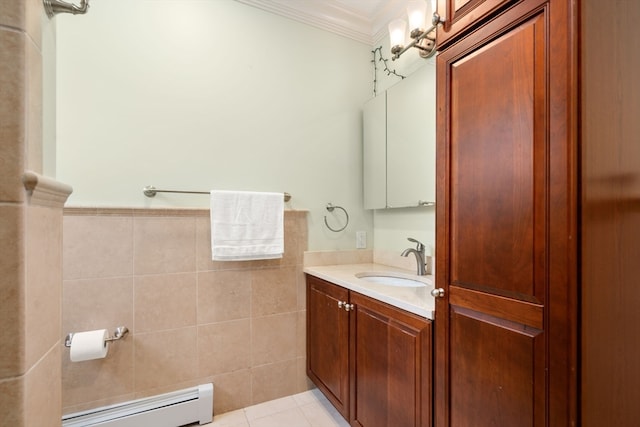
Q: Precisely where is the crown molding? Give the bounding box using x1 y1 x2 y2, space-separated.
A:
234 0 408 45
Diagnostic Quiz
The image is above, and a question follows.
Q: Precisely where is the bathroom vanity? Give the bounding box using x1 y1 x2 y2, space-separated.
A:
305 264 434 427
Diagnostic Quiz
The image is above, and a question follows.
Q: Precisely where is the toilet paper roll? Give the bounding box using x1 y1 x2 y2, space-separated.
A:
69 329 109 362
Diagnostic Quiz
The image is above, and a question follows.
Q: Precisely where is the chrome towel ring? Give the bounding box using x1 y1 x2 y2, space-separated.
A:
324 203 349 232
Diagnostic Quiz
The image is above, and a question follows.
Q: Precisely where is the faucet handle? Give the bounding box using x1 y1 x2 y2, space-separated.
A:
407 237 425 251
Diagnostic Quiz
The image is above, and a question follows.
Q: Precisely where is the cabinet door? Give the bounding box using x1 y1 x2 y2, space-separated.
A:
436 0 518 48
349 292 432 427
363 93 387 209
306 275 350 419
435 1 563 426
387 63 436 208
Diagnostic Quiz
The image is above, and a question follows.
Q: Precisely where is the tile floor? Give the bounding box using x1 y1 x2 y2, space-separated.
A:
186 388 350 427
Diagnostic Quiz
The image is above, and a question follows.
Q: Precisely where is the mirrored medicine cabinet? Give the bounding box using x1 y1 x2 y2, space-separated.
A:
363 63 436 209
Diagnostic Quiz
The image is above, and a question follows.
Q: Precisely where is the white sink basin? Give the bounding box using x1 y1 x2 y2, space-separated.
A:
355 272 427 288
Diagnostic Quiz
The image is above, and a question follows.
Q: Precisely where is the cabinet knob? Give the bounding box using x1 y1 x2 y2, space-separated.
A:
344 303 354 312
338 301 345 309
431 288 445 298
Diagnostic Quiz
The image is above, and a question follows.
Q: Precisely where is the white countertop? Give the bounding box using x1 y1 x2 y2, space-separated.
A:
303 263 435 319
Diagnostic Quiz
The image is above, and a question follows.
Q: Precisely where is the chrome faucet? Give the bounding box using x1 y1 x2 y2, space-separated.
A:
401 237 428 276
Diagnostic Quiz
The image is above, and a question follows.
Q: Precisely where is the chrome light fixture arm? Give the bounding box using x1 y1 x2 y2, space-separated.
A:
43 0 90 19
392 13 445 60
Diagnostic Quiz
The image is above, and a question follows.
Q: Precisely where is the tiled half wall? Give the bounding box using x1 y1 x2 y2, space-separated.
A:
61 208 312 416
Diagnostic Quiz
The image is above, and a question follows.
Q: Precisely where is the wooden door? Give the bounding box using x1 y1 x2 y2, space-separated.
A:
434 0 575 425
307 275 350 419
349 292 432 427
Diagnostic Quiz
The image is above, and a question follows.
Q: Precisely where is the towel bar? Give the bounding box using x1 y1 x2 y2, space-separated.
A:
143 185 291 202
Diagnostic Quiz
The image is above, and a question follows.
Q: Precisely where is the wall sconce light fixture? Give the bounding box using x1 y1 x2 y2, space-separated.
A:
389 0 444 60
43 0 90 19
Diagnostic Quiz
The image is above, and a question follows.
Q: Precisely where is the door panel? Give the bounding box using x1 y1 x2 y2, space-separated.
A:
449 14 546 303
450 307 543 427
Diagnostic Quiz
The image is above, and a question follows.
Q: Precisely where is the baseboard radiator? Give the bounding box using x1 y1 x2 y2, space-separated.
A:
62 383 214 427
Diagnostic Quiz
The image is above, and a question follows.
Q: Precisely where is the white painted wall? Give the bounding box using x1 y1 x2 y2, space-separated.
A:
54 0 436 254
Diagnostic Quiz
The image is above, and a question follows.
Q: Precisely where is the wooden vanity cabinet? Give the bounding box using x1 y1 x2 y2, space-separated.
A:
436 0 519 48
349 292 432 427
307 275 350 419
306 275 432 427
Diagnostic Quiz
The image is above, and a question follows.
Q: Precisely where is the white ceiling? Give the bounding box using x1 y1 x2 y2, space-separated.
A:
233 0 409 45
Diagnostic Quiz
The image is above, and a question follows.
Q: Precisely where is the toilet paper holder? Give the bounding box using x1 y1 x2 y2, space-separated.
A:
64 326 129 348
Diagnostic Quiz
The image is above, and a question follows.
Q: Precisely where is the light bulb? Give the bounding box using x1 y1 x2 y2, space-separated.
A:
407 0 426 32
388 19 407 52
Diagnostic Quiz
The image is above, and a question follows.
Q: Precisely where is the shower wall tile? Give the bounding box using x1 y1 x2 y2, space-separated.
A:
134 327 198 391
0 204 25 379
198 319 251 376
0 375 23 427
0 0 25 29
24 0 42 50
62 277 134 337
134 273 197 333
62 208 311 415
24 204 62 369
134 216 196 275
63 215 133 280
0 29 26 203
24 345 61 427
197 270 251 324
251 266 297 317
25 34 42 173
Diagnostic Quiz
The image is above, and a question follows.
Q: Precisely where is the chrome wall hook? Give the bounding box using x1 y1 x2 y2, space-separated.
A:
43 0 90 19
324 203 349 233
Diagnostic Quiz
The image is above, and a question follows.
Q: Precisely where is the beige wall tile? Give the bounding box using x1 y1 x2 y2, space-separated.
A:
296 357 314 394
134 327 198 391
212 369 252 414
0 205 25 378
134 216 195 275
134 273 196 333
198 319 251 377
0 29 26 203
61 208 309 413
251 312 297 366
63 215 133 280
297 266 306 311
303 249 373 267
25 345 61 427
251 267 297 317
24 205 62 368
62 277 134 337
251 359 298 405
296 310 306 358
197 270 251 324
25 35 42 173
0 0 25 29
25 0 42 49
0 375 24 426
62 337 134 408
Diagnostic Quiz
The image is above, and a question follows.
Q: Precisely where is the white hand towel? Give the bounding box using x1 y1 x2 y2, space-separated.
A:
210 190 284 261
